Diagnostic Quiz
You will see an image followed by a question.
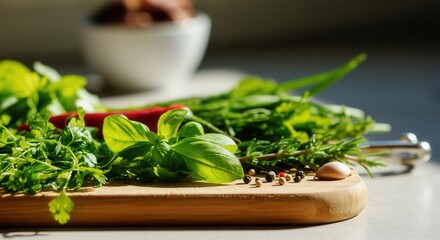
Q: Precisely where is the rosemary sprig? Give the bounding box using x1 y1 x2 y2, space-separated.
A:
237 135 386 177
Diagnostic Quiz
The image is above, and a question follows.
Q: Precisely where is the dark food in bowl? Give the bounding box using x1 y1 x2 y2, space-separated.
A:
92 0 194 27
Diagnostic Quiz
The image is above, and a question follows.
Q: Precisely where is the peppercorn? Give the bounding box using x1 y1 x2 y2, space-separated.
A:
248 169 256 176
294 176 302 183
255 178 263 187
285 174 293 182
278 172 286 178
296 170 305 179
279 177 286 185
265 171 276 182
243 175 252 184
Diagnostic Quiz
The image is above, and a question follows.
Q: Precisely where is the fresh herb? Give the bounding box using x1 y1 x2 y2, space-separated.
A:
152 54 380 143
0 108 243 224
149 54 388 173
0 60 104 127
102 109 243 183
0 110 110 224
48 190 75 225
0 54 390 225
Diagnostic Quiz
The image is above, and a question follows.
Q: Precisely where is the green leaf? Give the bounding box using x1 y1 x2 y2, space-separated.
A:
230 76 279 99
0 60 40 98
48 190 74 225
178 121 204 138
0 60 40 124
67 108 86 128
189 134 238 154
51 75 87 112
151 141 171 165
33 61 61 82
279 53 367 96
173 138 243 183
116 141 153 160
151 165 189 180
81 152 98 168
80 167 107 185
75 89 106 112
103 115 151 153
230 95 281 110
1 60 104 126
157 109 188 140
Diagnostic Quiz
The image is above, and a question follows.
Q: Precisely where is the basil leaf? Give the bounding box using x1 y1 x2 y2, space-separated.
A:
116 141 153 160
103 114 151 153
173 138 243 183
178 121 204 138
151 141 171 166
157 109 188 140
188 133 238 154
151 165 189 180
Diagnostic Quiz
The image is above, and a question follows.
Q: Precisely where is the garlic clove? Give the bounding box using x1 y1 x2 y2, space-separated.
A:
314 162 352 180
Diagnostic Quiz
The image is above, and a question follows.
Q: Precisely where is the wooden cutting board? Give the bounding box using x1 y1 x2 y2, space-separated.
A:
0 171 367 227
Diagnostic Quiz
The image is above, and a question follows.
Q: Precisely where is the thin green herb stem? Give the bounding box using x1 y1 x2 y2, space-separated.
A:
26 157 61 171
238 149 310 162
278 53 367 96
186 115 241 143
62 171 73 191
0 125 17 140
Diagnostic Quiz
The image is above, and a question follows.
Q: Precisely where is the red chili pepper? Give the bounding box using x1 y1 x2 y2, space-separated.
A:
17 104 187 136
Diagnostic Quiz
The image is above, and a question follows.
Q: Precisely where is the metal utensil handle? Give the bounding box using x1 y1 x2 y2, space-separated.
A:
361 133 432 167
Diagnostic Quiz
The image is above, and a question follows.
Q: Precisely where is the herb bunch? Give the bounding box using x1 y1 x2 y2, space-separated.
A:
101 109 243 184
0 54 389 225
0 108 244 224
0 60 104 127
151 53 388 174
0 112 109 224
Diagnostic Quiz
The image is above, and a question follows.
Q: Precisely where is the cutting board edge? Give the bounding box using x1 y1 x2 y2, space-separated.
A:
0 172 368 227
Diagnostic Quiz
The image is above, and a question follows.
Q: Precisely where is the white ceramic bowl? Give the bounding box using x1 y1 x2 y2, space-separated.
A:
81 13 211 91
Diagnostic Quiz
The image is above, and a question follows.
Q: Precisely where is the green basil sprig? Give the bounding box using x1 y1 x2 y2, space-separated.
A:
103 109 244 184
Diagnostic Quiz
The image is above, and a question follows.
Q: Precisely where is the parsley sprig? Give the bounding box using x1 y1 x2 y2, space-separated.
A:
0 112 109 224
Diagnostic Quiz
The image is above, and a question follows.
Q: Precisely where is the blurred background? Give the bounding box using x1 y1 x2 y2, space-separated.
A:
1 1 438 60
0 0 439 161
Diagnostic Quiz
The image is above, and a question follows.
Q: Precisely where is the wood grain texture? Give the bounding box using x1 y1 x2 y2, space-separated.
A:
0 171 367 227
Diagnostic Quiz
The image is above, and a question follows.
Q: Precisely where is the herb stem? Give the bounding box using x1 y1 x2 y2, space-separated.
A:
344 155 359 161
238 149 309 162
186 115 241 143
28 157 61 171
0 125 17 140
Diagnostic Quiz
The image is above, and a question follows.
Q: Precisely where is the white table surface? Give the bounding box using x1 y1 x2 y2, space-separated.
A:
2 47 439 239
